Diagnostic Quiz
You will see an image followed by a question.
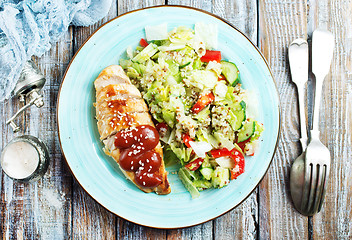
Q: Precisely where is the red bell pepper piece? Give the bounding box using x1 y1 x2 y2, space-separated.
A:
218 74 226 81
230 158 245 180
139 38 149 47
210 148 245 180
200 50 221 63
210 148 232 158
185 158 204 171
229 148 245 179
182 134 193 148
192 92 215 114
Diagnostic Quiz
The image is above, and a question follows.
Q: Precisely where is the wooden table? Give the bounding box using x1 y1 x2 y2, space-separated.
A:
1 0 351 239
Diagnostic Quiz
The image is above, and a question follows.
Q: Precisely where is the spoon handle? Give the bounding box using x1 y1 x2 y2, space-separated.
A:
288 39 309 148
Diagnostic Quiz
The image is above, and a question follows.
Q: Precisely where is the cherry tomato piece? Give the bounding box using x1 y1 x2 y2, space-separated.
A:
200 50 221 62
139 38 149 47
185 158 204 171
182 134 193 148
192 92 215 114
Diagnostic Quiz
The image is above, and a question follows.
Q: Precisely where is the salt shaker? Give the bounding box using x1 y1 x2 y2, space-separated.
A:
0 135 49 182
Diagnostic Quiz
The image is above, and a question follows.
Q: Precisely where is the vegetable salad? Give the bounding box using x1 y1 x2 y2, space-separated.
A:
120 23 264 198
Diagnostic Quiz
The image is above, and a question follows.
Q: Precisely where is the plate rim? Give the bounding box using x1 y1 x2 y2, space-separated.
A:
56 5 281 229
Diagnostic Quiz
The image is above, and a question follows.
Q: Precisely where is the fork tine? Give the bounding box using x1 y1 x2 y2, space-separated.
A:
301 163 312 212
318 164 330 212
311 164 325 214
306 164 318 213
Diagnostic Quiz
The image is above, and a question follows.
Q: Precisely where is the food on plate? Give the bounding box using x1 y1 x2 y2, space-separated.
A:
94 65 171 195
119 23 264 198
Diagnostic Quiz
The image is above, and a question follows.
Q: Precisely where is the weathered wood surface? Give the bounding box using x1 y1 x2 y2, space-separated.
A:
1 0 351 239
258 0 309 239
308 0 352 239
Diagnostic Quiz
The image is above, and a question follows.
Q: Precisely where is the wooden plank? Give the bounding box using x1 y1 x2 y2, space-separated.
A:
213 196 258 240
0 26 75 239
116 219 167 240
308 0 352 239
26 30 75 239
257 0 309 239
167 0 212 10
213 0 257 41
166 225 213 240
70 2 118 239
0 91 19 239
117 0 165 13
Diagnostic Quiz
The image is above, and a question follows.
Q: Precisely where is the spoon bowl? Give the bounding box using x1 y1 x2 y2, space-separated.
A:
290 151 305 212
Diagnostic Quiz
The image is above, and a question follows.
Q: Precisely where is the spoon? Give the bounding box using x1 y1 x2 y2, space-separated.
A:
288 38 309 213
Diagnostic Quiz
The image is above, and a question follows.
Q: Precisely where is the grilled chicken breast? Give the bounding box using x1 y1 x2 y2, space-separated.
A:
94 65 171 195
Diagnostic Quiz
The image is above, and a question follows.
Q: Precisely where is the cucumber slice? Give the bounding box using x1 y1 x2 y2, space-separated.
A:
237 121 256 142
220 60 240 86
179 62 191 69
228 101 246 131
193 179 212 189
200 167 213 180
132 43 158 63
178 167 200 198
212 167 230 188
165 60 179 75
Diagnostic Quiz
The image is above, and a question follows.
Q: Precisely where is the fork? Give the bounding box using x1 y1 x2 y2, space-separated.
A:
300 29 334 215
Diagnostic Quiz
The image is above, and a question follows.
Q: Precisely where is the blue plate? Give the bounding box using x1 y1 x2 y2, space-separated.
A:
57 6 280 228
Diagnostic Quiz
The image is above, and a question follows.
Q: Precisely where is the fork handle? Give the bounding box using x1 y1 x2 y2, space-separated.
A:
311 74 324 139
297 83 308 148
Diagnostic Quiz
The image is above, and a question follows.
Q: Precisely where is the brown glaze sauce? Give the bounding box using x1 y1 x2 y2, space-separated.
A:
105 85 117 98
104 85 129 98
114 125 162 188
107 99 127 113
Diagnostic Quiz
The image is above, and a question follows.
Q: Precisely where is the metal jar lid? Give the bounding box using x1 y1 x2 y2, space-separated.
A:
0 135 49 182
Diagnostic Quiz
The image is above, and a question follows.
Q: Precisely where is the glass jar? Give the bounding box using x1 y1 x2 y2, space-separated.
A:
0 135 49 182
